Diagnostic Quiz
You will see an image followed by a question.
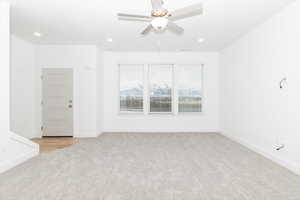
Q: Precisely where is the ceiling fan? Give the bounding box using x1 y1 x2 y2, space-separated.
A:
117 0 203 35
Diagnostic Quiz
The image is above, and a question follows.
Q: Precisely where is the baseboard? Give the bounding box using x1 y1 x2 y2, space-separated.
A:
0 132 39 174
96 132 104 137
74 132 98 138
103 129 220 133
0 149 39 174
10 133 39 149
221 132 300 175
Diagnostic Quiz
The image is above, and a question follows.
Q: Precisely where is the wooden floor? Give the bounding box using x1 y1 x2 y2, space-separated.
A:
32 137 79 153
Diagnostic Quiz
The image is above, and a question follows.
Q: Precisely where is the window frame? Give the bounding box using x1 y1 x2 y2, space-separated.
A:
118 64 145 115
177 64 204 115
118 63 204 116
148 64 175 115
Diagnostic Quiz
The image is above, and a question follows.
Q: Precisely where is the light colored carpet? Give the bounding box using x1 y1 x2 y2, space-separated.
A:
1 133 300 200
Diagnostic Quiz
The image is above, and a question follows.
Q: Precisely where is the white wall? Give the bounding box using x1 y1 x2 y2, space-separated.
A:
96 47 104 134
10 35 37 138
220 0 300 174
0 2 38 174
102 52 220 132
35 45 98 137
0 2 10 146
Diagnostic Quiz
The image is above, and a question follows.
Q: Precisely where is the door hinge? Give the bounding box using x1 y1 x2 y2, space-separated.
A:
41 100 43 105
41 126 44 131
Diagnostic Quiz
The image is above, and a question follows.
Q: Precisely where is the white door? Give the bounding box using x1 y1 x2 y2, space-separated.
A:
42 68 73 136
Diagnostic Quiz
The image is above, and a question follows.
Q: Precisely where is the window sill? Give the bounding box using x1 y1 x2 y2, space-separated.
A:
119 112 144 115
148 112 174 115
177 112 203 115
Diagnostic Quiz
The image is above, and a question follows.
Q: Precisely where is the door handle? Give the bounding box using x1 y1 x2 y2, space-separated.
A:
68 105 73 108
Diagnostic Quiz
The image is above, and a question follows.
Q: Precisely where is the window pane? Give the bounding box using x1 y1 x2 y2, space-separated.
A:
149 65 173 113
120 65 144 112
178 65 202 112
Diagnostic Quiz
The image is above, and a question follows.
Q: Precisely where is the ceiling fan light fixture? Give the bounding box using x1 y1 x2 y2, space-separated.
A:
151 17 168 31
33 32 42 37
198 38 205 43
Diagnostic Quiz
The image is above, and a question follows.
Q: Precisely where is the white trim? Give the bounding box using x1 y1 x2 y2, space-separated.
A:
9 133 39 149
177 112 204 115
117 63 204 116
74 132 99 138
148 112 174 115
148 64 174 114
96 132 104 137
118 64 145 114
0 133 39 174
103 129 220 133
177 64 204 114
118 112 144 115
143 64 149 115
0 149 39 174
221 132 300 175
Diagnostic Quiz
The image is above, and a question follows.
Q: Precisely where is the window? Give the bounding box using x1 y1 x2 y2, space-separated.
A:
119 64 203 115
149 65 173 113
178 65 202 113
119 65 144 113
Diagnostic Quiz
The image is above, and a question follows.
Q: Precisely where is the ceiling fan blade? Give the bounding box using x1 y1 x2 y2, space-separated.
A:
141 24 153 35
151 0 163 10
118 13 152 21
167 21 184 34
168 3 203 21
118 17 152 22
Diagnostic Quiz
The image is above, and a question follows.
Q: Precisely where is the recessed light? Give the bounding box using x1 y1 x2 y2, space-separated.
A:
34 32 42 37
107 38 113 42
197 38 205 43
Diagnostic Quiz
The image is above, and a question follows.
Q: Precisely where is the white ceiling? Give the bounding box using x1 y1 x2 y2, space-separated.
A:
3 0 294 51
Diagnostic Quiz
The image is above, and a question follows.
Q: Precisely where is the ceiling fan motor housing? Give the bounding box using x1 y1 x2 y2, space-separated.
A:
151 8 168 17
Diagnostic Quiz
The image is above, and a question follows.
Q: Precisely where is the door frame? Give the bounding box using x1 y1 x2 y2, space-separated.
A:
41 67 74 137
